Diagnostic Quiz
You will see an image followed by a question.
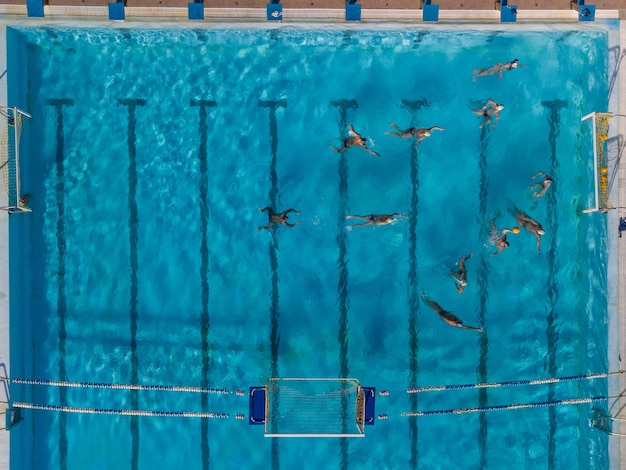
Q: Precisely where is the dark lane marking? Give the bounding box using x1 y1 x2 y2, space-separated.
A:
541 99 567 470
118 98 146 470
259 99 287 470
46 98 74 470
477 124 490 469
401 98 428 470
191 99 217 470
330 98 357 470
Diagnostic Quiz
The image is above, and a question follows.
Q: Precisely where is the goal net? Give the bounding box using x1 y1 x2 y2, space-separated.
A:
581 111 612 213
264 378 366 438
0 107 31 213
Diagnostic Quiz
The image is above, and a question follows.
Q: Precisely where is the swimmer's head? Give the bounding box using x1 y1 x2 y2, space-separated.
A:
511 59 519 68
511 226 521 234
456 321 463 327
537 229 545 236
504 241 510 247
460 280 468 287
496 105 505 111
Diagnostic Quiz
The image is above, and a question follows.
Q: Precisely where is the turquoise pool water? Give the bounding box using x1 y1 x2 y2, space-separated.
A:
7 25 610 469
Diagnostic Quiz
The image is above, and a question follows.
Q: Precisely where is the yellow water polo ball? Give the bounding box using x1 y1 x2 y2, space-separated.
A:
512 227 521 234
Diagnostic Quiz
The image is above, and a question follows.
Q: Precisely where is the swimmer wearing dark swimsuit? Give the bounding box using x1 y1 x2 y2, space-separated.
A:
385 123 445 147
345 212 407 230
258 207 301 231
473 58 519 81
514 208 545 252
451 253 473 294
421 292 483 332
330 124 380 157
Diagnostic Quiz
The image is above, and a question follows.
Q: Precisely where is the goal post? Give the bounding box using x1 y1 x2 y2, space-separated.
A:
263 378 367 438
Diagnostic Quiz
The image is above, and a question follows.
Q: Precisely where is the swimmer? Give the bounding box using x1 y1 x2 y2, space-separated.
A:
377 414 388 420
258 207 301 231
235 414 245 420
489 220 520 256
385 123 445 147
421 292 483 332
471 99 504 130
514 208 545 252
530 171 553 198
451 253 473 294
330 124 380 157
19 194 29 207
345 213 407 230
379 390 390 396
473 59 519 81
235 390 245 396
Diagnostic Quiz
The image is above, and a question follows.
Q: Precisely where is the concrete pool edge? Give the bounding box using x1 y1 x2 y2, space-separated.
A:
0 6 622 21
0 15 623 470
612 17 626 470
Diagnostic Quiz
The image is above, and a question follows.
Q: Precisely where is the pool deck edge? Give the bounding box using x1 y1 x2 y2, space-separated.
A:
614 17 626 470
0 5 622 20
0 18 8 470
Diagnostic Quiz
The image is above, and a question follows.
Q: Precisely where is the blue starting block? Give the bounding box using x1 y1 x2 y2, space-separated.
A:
345 0 361 22
26 0 44 17
423 1 439 22
500 0 517 23
266 1 282 21
108 1 125 20
363 387 376 425
578 5 595 21
249 387 266 425
188 1 204 20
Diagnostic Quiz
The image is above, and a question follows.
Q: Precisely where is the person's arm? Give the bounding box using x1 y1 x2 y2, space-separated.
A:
460 324 483 332
536 235 542 252
348 221 371 228
493 111 501 129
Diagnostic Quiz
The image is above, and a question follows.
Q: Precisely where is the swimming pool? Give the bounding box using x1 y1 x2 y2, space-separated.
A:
6 24 611 469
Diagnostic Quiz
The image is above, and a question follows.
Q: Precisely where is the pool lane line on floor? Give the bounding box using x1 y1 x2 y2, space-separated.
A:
541 98 567 470
47 97 74 470
259 98 286 470
119 97 146 470
330 97 356 469
402 97 428 470
191 98 217 470
476 121 490 469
